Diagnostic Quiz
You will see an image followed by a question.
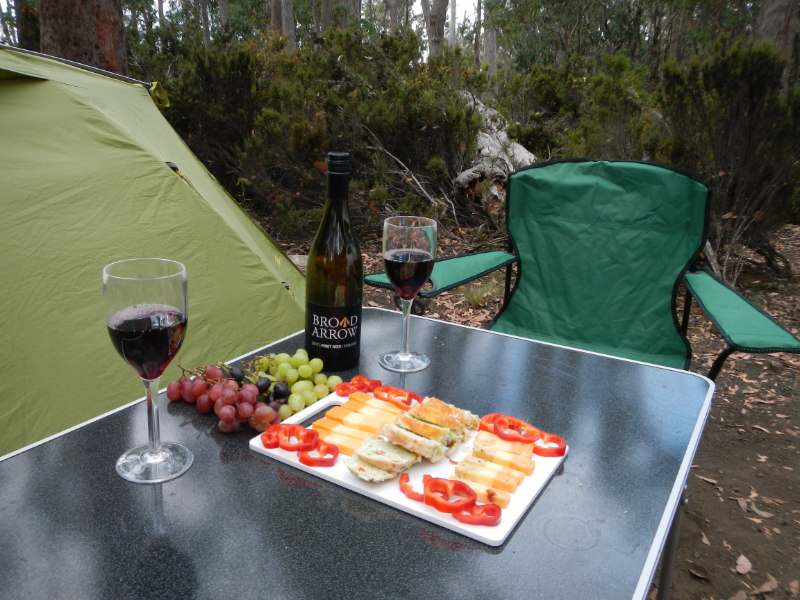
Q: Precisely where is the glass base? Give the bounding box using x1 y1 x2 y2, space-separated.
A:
116 442 193 484
379 350 430 373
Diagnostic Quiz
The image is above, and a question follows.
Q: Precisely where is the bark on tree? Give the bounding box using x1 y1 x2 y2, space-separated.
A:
199 0 211 48
386 0 399 33
218 0 229 30
38 0 127 75
157 0 165 27
333 0 361 28
282 0 297 50
14 0 40 51
271 0 282 32
473 0 481 65
485 28 496 74
756 0 798 58
756 0 798 92
448 0 456 46
421 0 448 55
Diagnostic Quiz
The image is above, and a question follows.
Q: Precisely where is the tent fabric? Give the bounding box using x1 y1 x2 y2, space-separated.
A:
0 47 305 456
490 160 709 369
684 270 800 352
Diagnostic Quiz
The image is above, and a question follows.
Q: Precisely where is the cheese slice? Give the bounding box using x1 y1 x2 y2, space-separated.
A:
341 399 401 420
459 455 525 486
316 430 362 456
454 459 519 492
474 430 535 457
450 476 511 509
311 417 372 441
347 392 404 415
472 446 535 475
325 406 393 434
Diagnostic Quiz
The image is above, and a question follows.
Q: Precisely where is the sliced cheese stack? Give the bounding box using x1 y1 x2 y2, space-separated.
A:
450 430 536 508
311 392 401 455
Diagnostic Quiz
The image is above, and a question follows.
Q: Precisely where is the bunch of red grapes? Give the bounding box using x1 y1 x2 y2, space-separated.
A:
166 364 279 433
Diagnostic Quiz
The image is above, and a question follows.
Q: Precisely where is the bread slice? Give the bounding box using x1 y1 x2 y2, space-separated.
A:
379 423 447 463
355 436 421 473
407 397 479 434
344 455 397 482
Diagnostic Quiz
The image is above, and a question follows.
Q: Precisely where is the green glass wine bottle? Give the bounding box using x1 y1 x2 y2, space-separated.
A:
304 152 363 371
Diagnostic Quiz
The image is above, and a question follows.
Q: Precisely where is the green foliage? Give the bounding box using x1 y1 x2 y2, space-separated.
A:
660 37 800 280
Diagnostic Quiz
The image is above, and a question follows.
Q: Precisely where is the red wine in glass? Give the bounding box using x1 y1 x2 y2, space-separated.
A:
107 304 187 380
383 249 435 300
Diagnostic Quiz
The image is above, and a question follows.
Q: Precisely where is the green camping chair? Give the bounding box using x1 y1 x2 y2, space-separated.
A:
367 159 800 380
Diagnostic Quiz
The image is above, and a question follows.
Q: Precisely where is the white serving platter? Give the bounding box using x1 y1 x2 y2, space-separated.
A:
249 393 567 546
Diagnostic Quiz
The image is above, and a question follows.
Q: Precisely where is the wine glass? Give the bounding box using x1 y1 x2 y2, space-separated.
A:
103 258 192 484
378 216 437 372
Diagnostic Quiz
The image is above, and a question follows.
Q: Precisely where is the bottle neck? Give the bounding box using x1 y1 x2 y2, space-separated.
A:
327 172 350 206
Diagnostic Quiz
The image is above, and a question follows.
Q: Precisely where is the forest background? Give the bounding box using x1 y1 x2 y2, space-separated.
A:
1 0 798 284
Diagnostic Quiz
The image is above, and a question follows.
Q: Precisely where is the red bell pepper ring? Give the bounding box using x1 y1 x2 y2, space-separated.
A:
261 424 283 448
349 375 382 393
298 440 339 467
423 477 477 514
452 502 502 527
478 413 504 434
373 386 422 411
335 382 359 397
493 415 541 444
278 424 319 452
399 473 426 502
533 432 567 457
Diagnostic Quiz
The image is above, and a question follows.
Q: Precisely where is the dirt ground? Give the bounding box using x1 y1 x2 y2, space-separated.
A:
283 224 800 600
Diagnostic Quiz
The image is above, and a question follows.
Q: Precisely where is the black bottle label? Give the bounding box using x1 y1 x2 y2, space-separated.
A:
305 302 361 370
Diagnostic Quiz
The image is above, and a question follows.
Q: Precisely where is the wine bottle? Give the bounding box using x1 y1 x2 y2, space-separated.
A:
305 152 363 371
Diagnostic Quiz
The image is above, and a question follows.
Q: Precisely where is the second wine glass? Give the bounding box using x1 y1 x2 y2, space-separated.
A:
378 216 437 373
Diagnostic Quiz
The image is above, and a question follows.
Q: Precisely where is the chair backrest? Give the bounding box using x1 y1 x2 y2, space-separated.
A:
490 160 709 369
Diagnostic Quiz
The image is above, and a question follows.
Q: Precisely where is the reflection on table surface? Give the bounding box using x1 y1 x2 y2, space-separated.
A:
0 308 713 600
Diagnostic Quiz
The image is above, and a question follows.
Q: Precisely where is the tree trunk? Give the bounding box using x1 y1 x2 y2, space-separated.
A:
756 0 798 58
14 0 40 51
333 0 360 28
200 0 211 48
282 0 296 50
448 0 456 46
157 0 165 27
485 28 496 74
421 0 448 55
386 0 399 33
756 0 798 93
473 0 481 65
39 0 127 75
219 0 229 30
271 0 282 32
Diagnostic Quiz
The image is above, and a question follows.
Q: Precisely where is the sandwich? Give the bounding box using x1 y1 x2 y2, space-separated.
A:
354 436 421 473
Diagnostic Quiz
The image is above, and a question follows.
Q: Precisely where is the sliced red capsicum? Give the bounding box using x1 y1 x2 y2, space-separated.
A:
278 424 319 452
349 375 382 393
399 473 427 502
423 477 477 514
494 415 541 444
261 424 282 448
533 432 567 457
452 502 502 527
298 440 339 467
373 386 422 411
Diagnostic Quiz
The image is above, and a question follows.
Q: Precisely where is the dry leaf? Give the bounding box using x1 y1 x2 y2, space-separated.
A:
751 504 774 518
701 531 710 546
735 554 752 574
736 497 749 512
752 573 778 593
753 424 771 433
697 475 718 485
727 591 748 600
789 579 798 595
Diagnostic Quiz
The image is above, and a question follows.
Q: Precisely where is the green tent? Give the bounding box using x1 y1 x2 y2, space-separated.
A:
0 46 306 456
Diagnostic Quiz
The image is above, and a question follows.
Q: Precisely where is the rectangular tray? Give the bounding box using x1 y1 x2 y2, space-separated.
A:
249 393 567 546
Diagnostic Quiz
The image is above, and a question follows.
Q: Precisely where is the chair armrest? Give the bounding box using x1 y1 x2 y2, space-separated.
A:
683 270 800 354
365 250 516 298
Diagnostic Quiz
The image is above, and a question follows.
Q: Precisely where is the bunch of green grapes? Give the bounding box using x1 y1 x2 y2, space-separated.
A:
249 348 343 421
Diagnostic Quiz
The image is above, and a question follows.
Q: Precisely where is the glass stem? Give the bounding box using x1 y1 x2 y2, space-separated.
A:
143 377 162 455
400 298 413 356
